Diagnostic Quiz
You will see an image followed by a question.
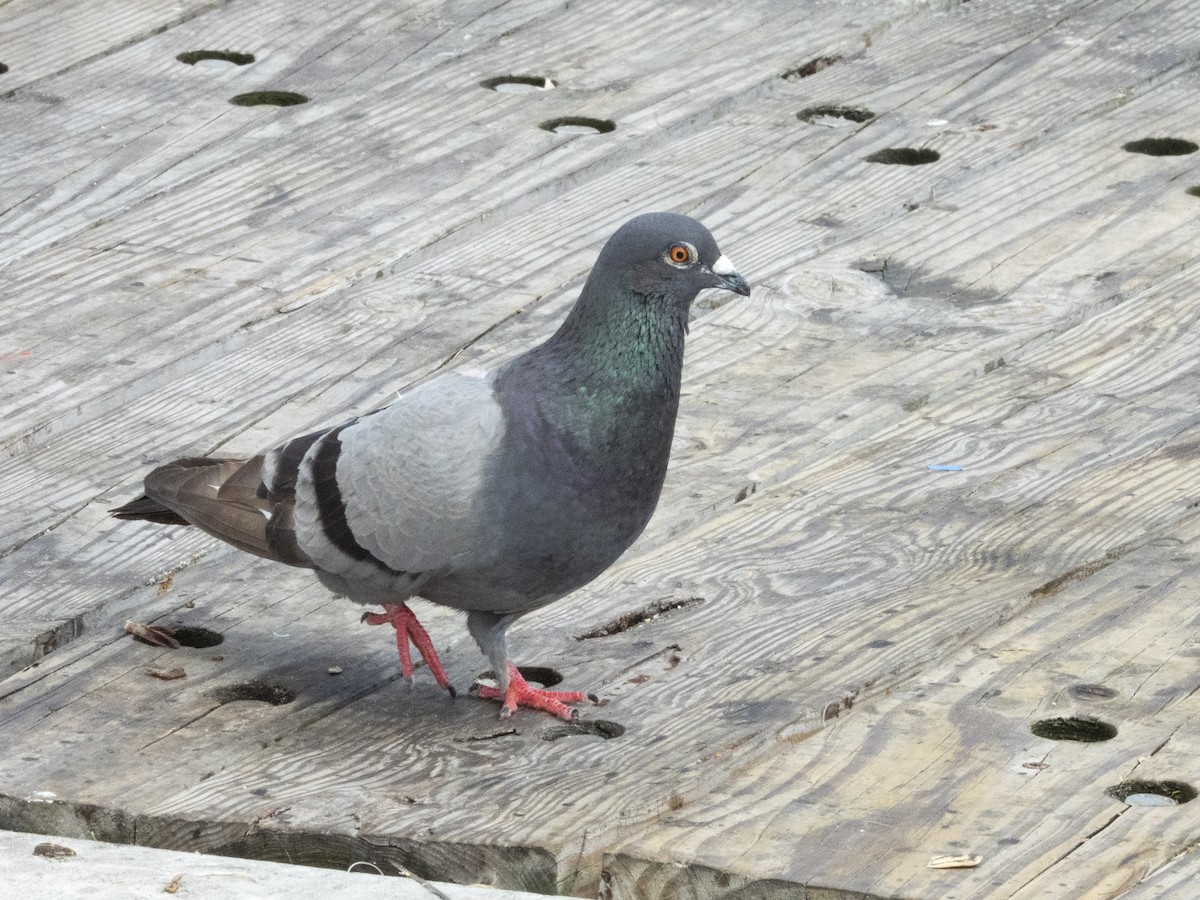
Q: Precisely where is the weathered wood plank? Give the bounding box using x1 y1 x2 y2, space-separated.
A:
4 214 1200 894
4 0 1191 657
0 0 220 92
1 0 909 676
4 0 1200 896
0 0 942 679
0 828 545 899
600 518 1200 898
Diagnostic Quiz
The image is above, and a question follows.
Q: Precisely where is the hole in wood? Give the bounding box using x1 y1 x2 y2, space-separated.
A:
539 116 615 135
797 105 875 125
210 682 295 706
171 626 225 649
229 91 308 107
0 63 8 75
1122 137 1198 156
477 666 563 688
1029 716 1117 742
1068 683 1119 701
481 75 555 93
129 624 224 649
542 719 626 741
733 483 756 503
1187 186 1200 198
864 147 940 166
782 55 842 80
33 842 76 858
176 50 255 67
1106 780 1197 806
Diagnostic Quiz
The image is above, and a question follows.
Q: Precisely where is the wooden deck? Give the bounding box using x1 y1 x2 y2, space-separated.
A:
2 0 1200 896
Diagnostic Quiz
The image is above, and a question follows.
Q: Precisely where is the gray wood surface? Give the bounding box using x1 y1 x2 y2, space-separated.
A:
0 828 544 899
3 0 1199 896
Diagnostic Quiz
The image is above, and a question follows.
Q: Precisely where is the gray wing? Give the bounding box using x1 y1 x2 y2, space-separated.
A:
289 372 506 594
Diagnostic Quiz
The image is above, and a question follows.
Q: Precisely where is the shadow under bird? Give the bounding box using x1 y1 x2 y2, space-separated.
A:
112 212 750 719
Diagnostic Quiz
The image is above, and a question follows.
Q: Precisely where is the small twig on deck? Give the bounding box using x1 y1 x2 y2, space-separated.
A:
124 620 181 649
389 862 455 900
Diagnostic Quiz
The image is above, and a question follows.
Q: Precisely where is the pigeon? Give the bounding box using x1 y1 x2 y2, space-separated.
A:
112 212 750 719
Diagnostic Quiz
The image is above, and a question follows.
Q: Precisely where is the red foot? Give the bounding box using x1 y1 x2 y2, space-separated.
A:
475 662 593 720
362 603 455 696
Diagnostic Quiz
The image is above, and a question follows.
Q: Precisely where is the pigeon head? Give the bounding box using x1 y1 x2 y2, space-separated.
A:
532 212 750 376
587 212 750 307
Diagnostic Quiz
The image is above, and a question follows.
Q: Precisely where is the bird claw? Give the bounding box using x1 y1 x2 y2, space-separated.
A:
475 663 590 721
363 604 453 695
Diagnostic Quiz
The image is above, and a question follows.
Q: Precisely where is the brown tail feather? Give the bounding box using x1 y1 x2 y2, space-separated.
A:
118 456 311 568
111 459 225 524
110 496 190 525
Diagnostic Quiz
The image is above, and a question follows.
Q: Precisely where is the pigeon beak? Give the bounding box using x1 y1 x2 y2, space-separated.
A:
707 254 751 297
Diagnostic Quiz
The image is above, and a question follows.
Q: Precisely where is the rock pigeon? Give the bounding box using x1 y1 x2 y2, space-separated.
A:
112 212 750 719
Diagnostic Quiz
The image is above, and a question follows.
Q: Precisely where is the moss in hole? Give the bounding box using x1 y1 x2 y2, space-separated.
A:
798 105 874 124
782 56 842 80
543 719 626 741
210 682 296 706
229 91 308 107
480 75 555 92
1030 716 1117 742
539 116 615 135
177 50 255 66
1122 137 1198 156
1106 780 1197 805
865 147 940 166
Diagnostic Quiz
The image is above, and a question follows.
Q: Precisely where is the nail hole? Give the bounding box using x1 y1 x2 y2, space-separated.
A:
1030 716 1118 742
782 56 842 80
130 624 224 649
480 75 555 93
1068 683 1119 701
176 50 255 67
1106 780 1197 806
171 626 225 649
1122 137 1198 156
229 91 308 108
865 147 940 166
542 719 626 741
0 63 8 75
210 682 295 706
478 666 563 688
798 105 875 126
1186 186 1200 198
539 116 615 135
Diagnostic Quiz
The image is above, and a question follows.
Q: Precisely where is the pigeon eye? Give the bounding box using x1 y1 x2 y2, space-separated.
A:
667 244 692 265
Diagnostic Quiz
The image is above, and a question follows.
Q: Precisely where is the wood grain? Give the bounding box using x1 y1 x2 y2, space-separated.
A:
3 0 1200 896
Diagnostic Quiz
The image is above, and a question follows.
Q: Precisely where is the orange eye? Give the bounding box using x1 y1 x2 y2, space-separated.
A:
668 245 690 264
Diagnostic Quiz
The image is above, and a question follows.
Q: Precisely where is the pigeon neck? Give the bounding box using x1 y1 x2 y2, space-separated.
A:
542 284 688 397
496 283 688 476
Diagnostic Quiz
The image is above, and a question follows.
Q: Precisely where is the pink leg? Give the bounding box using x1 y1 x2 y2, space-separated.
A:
362 603 455 696
475 662 594 720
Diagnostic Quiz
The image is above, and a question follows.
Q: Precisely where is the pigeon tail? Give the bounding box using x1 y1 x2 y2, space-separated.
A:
110 495 190 525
